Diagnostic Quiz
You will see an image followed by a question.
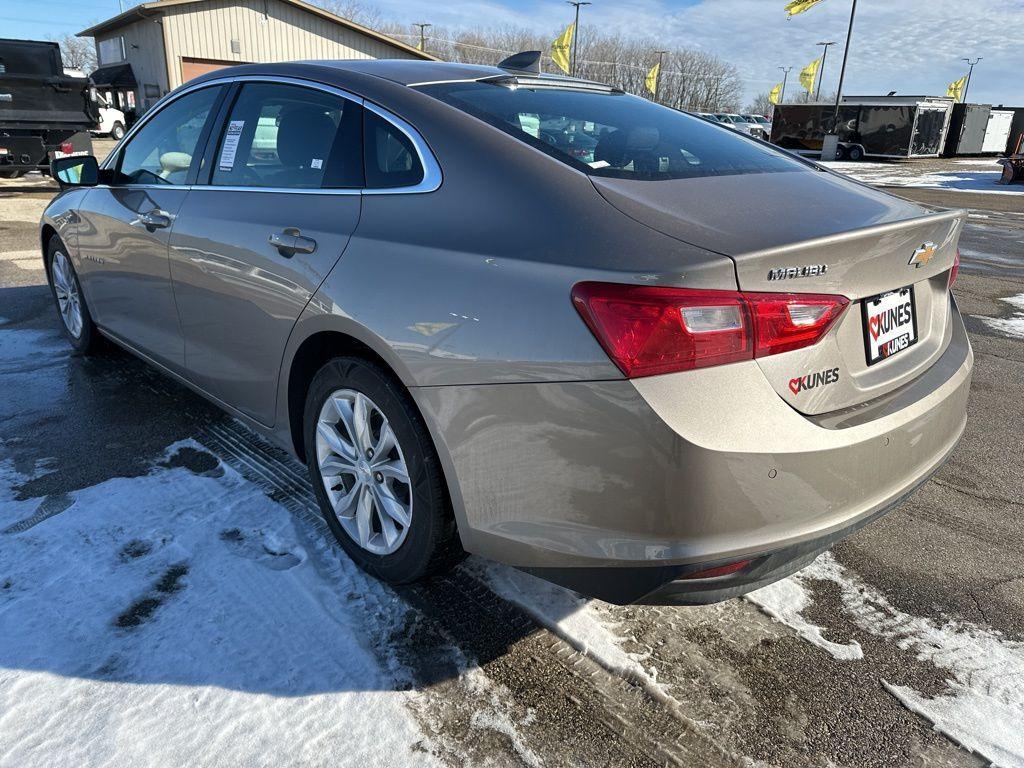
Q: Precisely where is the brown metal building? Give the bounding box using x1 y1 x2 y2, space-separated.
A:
80 0 433 116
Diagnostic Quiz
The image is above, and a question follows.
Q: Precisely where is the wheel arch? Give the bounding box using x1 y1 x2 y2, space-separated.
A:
284 326 413 462
283 325 470 547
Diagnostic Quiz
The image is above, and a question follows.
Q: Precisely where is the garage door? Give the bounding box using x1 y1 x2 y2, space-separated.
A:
181 57 241 83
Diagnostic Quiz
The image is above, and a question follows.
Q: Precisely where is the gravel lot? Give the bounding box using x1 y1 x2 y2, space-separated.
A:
1 149 1022 767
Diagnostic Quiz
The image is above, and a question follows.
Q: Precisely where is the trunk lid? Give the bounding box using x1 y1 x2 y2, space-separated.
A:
593 169 965 415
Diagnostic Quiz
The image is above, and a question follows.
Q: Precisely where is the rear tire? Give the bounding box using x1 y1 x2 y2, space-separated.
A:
46 235 103 355
303 356 464 584
847 145 864 162
0 169 25 179
111 122 125 140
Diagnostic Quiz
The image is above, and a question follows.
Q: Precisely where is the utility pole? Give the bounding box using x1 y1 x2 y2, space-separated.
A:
413 23 432 54
778 66 792 104
962 57 982 103
831 0 858 129
653 50 667 104
815 41 836 100
566 1 591 77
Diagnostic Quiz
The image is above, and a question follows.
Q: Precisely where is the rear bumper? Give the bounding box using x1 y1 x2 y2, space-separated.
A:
412 299 972 604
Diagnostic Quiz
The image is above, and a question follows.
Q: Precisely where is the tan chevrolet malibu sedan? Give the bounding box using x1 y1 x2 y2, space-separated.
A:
41 55 971 604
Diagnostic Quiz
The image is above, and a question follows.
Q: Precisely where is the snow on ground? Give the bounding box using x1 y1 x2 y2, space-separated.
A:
822 160 1020 196
0 442 442 768
747 553 1024 768
975 293 1024 340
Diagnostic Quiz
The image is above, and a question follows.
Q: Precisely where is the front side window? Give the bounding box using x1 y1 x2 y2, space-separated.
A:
116 86 220 185
210 82 361 189
415 80 807 181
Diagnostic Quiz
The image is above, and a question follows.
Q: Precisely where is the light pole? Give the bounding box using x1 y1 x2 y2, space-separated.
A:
815 41 836 100
566 1 591 77
413 23 432 54
831 0 858 128
962 57 982 103
778 66 793 104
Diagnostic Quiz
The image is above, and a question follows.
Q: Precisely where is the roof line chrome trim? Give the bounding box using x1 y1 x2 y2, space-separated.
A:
362 99 442 195
101 72 441 196
101 75 364 171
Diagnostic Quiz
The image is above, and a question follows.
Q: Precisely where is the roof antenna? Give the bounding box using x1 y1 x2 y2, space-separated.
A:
497 51 543 75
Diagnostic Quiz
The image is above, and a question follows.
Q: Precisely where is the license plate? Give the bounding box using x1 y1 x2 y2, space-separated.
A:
862 286 917 365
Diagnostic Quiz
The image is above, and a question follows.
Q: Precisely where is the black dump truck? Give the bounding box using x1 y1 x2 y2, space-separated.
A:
0 38 98 178
770 97 954 161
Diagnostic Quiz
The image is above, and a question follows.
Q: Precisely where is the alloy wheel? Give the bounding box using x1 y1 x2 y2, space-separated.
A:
51 251 83 339
315 389 413 555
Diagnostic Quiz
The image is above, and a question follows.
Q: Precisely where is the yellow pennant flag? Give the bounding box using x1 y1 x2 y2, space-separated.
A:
946 75 968 102
799 57 821 94
415 39 423 51
785 0 825 16
551 22 574 74
769 82 783 105
645 61 661 95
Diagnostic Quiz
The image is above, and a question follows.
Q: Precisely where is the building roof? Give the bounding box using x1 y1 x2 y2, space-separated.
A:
77 0 436 61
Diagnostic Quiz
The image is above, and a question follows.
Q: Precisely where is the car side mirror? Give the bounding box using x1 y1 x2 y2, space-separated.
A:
52 155 100 189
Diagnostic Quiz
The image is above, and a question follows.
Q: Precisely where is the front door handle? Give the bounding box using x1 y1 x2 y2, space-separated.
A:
139 210 172 231
268 227 316 258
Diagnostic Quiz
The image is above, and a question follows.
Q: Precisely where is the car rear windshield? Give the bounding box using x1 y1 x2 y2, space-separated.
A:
415 80 806 181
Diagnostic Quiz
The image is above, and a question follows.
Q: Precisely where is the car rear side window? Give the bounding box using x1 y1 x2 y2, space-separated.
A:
415 80 807 181
363 109 424 189
210 82 362 189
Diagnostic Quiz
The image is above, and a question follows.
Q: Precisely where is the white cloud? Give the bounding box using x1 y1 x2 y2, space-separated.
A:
368 0 1023 106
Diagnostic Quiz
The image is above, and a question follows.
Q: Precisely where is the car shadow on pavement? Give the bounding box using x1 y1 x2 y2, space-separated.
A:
0 283 564 696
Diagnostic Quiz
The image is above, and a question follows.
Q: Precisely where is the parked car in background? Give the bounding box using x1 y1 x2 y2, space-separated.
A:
42 57 971 605
93 95 127 139
742 113 772 139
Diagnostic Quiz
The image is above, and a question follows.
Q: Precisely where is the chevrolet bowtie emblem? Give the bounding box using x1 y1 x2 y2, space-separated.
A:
909 243 937 268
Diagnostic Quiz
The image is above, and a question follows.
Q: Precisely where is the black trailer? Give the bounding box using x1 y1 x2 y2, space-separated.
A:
770 96 953 161
0 38 98 178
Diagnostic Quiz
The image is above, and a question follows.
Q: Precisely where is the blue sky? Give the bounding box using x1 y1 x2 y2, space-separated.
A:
5 0 1022 108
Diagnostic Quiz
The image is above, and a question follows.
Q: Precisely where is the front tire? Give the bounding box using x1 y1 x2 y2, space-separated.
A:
111 122 125 140
303 357 463 584
46 235 103 355
847 145 864 162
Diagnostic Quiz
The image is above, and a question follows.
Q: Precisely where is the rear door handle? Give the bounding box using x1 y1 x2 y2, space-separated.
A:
138 210 172 231
268 227 316 258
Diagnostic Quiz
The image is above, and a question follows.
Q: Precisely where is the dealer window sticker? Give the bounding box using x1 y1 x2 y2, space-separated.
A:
218 120 245 172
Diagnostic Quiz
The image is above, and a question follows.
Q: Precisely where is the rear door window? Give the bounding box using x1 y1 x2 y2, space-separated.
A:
209 82 362 189
415 80 806 181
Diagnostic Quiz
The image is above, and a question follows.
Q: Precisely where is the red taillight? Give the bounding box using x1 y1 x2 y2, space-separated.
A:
949 248 960 289
572 282 848 378
680 559 753 580
59 141 74 155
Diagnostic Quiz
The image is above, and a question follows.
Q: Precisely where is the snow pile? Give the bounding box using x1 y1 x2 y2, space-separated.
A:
0 443 441 768
748 553 1024 767
976 293 1024 340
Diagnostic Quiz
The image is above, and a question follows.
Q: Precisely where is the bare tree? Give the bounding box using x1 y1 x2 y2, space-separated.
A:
54 34 97 74
309 1 744 110
745 92 773 116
